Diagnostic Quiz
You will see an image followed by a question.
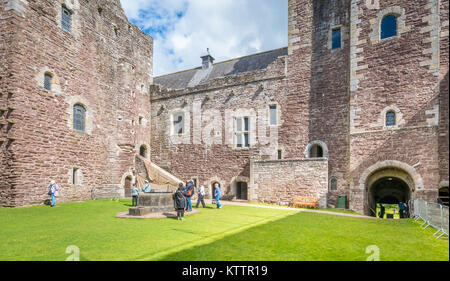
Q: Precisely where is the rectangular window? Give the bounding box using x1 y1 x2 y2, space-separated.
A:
62 6 72 32
72 168 79 185
278 149 283 160
332 28 341 50
269 105 277 126
172 113 185 135
235 117 250 148
44 74 52 91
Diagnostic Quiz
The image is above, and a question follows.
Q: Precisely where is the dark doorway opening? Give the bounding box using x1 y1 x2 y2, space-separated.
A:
124 176 132 198
369 177 411 217
309 144 323 158
236 182 248 200
439 187 449 206
140 145 147 158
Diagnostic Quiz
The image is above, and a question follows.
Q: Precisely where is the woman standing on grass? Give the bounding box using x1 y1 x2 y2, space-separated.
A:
174 183 187 221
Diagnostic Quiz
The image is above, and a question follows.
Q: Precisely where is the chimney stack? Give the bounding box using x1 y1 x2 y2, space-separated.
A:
201 48 215 70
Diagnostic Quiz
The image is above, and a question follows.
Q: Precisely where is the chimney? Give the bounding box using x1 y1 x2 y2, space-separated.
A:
201 48 215 70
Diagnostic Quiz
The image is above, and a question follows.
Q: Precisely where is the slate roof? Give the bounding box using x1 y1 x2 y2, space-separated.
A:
154 47 288 89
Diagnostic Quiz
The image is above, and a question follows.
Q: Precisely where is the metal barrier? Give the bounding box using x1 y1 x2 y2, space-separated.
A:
410 199 449 239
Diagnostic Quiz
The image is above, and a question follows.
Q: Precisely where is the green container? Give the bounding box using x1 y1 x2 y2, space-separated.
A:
337 195 347 209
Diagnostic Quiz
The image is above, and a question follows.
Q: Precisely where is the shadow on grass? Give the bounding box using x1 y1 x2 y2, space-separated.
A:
153 212 449 261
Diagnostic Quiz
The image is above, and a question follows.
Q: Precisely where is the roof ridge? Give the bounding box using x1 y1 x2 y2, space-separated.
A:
154 46 288 79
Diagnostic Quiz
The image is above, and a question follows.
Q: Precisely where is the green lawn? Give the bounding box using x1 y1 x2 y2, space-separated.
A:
0 199 447 261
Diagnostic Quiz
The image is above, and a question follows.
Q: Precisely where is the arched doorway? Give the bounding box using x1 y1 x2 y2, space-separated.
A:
236 182 248 200
139 145 148 158
124 176 132 198
366 167 414 217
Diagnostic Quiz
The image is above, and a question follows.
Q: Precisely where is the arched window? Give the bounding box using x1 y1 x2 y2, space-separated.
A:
381 15 398 40
386 111 396 127
309 144 324 158
61 5 72 32
73 104 86 132
330 178 338 191
44 73 52 90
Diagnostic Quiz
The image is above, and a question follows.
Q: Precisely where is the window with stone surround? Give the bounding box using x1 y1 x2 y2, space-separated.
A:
235 117 250 149
61 5 72 32
72 167 81 186
73 104 86 132
172 112 185 135
369 6 410 44
332 28 342 50
269 105 278 126
330 178 338 191
381 15 398 40
44 73 52 91
386 111 396 127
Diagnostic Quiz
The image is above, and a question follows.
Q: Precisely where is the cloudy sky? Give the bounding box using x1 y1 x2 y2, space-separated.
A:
120 0 288 76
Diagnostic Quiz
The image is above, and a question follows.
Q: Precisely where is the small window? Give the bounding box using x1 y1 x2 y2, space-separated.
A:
278 149 283 160
330 178 338 191
44 73 52 91
172 113 185 135
61 6 72 32
235 117 250 148
269 105 277 126
73 104 86 132
72 168 79 185
332 28 341 50
381 15 397 40
139 116 143 125
386 111 396 127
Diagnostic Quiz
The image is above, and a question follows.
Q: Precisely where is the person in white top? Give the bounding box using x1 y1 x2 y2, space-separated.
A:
195 185 206 209
48 180 60 207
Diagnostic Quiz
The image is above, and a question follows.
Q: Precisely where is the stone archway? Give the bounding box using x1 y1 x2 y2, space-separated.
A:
359 160 423 216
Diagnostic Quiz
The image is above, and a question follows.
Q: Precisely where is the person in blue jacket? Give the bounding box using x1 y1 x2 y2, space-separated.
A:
214 182 223 209
184 180 194 212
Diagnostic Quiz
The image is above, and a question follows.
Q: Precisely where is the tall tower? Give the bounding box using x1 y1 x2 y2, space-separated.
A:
0 0 153 207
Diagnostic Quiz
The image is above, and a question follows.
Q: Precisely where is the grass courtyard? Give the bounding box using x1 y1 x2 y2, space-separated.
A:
0 199 448 261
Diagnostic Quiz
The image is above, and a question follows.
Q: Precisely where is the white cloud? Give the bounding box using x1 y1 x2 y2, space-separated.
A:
120 0 288 76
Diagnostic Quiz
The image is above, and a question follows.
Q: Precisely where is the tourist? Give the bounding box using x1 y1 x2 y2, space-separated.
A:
214 183 223 209
195 185 206 209
185 180 194 212
399 202 407 219
379 204 385 219
131 183 140 207
48 180 60 207
142 180 152 193
404 202 410 218
174 185 187 221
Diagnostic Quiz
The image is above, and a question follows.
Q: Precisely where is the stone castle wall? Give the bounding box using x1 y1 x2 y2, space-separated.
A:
347 0 449 213
151 54 287 198
250 158 328 208
0 0 153 206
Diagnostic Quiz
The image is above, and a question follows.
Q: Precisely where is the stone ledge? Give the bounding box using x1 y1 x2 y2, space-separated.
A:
116 209 200 219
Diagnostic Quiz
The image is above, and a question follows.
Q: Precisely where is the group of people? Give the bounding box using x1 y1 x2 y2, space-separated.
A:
378 202 409 219
173 181 223 221
47 178 223 220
